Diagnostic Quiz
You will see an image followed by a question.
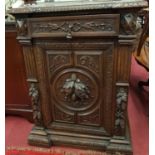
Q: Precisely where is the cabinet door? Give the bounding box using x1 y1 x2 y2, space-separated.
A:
35 40 115 136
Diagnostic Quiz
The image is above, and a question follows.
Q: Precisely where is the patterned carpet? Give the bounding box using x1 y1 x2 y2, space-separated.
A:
6 146 126 155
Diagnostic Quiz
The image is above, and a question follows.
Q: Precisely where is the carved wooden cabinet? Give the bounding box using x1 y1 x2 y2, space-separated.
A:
8 0 148 154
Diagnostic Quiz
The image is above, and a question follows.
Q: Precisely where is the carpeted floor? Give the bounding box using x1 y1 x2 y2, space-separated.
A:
5 57 149 155
128 57 149 155
6 146 114 155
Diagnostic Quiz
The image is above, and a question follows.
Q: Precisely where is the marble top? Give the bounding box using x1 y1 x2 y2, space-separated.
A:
7 0 148 14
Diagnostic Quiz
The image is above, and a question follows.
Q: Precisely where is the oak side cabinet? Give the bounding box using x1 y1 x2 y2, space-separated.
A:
8 0 148 154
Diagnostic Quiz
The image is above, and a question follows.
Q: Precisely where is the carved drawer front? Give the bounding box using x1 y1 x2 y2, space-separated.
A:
43 41 114 135
28 14 119 38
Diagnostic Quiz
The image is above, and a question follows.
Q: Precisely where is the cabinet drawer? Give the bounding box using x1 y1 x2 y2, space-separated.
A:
28 14 120 38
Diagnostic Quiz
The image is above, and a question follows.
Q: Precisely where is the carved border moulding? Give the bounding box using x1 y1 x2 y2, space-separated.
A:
120 13 141 35
29 82 43 126
18 38 32 45
114 83 129 136
7 0 148 14
118 35 137 45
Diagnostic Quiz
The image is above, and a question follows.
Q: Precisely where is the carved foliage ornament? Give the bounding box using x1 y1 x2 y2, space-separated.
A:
29 83 42 126
121 13 141 35
115 87 128 135
61 73 91 107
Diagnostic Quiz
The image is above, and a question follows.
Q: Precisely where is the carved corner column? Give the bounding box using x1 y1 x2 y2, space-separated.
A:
16 19 51 147
108 13 141 154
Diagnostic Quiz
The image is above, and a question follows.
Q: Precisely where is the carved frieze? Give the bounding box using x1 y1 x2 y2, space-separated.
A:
32 21 113 34
29 83 42 126
115 86 128 135
16 19 28 36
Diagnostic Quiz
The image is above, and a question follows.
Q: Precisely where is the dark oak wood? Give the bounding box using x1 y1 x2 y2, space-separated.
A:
7 0 148 154
5 22 33 122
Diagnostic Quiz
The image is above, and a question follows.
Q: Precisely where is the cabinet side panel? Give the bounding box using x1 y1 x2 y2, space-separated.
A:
5 30 33 122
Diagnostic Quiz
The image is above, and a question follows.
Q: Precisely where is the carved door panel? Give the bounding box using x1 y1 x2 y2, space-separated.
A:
39 41 115 136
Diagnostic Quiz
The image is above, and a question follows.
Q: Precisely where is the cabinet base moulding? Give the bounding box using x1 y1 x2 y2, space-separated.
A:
28 125 132 154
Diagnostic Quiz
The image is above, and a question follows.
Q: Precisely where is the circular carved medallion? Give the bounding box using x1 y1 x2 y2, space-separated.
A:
52 68 99 111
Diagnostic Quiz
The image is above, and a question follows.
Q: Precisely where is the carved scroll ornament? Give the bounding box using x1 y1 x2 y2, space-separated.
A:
61 73 91 106
29 83 42 126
